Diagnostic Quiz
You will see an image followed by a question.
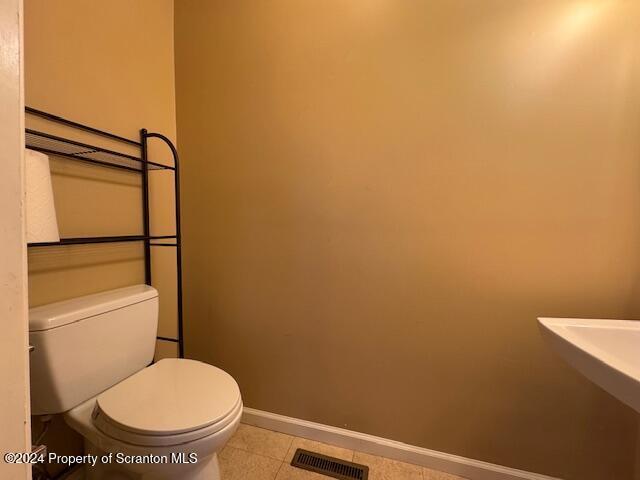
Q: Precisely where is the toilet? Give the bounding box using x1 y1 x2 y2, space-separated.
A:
29 285 242 480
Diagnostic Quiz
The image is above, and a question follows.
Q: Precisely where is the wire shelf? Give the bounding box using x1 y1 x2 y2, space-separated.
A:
28 235 178 248
26 129 174 172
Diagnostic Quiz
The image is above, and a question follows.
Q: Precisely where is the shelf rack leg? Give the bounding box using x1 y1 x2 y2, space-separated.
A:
141 128 152 285
143 131 184 359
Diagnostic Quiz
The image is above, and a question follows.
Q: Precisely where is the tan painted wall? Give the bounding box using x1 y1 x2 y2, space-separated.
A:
0 0 31 478
175 2 640 479
24 0 177 471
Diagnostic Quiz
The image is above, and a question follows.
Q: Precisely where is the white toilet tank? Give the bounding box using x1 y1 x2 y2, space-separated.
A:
29 285 159 415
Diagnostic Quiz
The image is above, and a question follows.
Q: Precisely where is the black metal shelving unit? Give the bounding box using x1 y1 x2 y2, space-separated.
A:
25 107 184 357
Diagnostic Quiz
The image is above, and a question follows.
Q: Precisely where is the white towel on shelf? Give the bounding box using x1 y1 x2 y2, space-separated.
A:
25 149 60 243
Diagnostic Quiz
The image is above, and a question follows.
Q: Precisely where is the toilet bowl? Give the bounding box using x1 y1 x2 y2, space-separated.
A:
28 286 243 480
64 359 242 480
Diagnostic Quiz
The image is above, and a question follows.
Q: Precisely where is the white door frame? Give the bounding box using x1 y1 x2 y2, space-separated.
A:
0 0 32 478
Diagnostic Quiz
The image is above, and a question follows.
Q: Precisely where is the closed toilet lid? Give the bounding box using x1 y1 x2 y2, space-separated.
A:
94 358 241 438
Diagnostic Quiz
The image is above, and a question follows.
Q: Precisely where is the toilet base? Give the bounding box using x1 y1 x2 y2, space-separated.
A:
83 440 220 480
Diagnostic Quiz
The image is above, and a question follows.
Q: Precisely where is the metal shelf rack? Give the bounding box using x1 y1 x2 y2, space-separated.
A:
25 107 184 357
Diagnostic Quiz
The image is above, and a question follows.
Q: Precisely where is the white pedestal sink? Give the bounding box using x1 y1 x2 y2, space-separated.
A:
538 317 640 413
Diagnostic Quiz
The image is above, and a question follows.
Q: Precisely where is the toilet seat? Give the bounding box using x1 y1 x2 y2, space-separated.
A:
92 358 242 447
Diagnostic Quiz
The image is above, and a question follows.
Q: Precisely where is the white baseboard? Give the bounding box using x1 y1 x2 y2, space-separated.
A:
242 407 561 480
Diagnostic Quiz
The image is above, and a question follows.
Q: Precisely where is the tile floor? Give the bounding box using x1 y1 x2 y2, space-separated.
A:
220 424 468 480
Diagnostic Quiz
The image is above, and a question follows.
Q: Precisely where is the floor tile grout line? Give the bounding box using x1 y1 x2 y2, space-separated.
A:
281 435 295 466
273 459 286 480
236 423 296 462
285 434 295 455
224 444 289 463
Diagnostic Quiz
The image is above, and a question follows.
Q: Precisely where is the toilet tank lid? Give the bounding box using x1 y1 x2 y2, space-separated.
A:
29 285 158 332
